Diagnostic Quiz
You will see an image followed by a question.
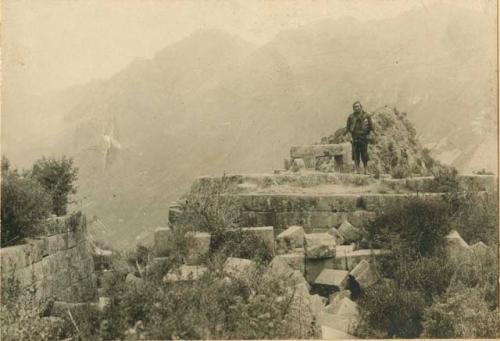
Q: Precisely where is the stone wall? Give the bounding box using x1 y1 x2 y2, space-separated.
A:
0 212 97 304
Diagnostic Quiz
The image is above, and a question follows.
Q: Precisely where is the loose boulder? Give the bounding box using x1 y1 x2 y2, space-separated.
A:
313 269 349 297
338 220 362 243
328 227 345 245
305 233 336 259
349 259 380 290
223 257 257 279
275 251 305 274
276 225 305 254
444 230 471 262
153 227 172 256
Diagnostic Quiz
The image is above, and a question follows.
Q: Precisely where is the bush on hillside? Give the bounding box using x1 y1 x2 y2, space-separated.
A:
175 174 240 234
355 281 426 338
366 197 450 257
422 286 500 338
1 158 53 246
30 156 78 216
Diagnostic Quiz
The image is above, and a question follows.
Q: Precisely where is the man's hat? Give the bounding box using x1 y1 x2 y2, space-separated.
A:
353 100 362 107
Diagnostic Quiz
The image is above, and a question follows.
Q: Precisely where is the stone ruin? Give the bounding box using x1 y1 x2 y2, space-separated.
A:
163 107 498 338
164 153 496 338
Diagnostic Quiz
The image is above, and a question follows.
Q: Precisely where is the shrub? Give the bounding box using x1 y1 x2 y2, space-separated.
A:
1 160 53 246
366 197 450 257
209 228 274 264
422 286 500 338
176 174 240 234
30 156 78 216
0 272 55 340
356 281 426 338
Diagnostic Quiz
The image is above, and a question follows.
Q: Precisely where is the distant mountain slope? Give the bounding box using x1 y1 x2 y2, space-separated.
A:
3 6 496 246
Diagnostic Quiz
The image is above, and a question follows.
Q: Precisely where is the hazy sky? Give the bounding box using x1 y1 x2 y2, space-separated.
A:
2 0 493 96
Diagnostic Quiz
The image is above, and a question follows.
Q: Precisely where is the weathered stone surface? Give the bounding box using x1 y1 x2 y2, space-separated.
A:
338 220 362 243
444 230 471 261
185 232 211 265
239 211 276 227
291 158 306 172
313 269 349 297
326 296 358 316
241 226 275 254
318 311 359 334
349 260 380 289
310 294 327 316
348 210 376 228
305 233 336 259
0 244 28 274
328 227 345 245
153 227 172 256
276 251 305 274
163 265 207 283
333 249 391 271
470 241 491 258
47 233 67 254
321 325 355 339
168 208 183 225
305 257 337 283
328 289 351 305
276 225 304 254
223 257 257 279
268 256 294 277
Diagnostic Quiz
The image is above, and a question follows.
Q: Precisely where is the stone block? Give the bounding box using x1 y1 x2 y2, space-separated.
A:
241 226 275 254
291 158 306 172
25 238 46 265
349 260 380 289
328 228 345 245
326 296 358 316
276 225 304 253
305 233 336 259
444 230 471 262
239 211 276 227
321 325 355 339
185 232 211 265
163 265 207 283
338 220 362 243
305 257 337 283
347 210 376 228
328 289 351 305
313 269 349 297
310 294 327 316
47 233 67 254
135 231 155 250
153 227 173 256
276 251 305 274
470 241 492 259
223 257 257 279
0 244 27 274
334 249 391 271
318 312 359 334
168 208 183 225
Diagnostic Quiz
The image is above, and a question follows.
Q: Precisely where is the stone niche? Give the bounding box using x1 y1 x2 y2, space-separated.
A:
289 143 352 172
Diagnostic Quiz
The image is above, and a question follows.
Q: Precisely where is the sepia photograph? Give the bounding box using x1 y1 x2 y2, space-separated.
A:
1 0 498 339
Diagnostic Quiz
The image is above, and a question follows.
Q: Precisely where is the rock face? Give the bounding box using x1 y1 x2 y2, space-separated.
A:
305 233 336 259
313 269 349 297
276 225 305 254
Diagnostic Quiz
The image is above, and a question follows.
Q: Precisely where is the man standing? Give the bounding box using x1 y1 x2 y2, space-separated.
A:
346 101 373 174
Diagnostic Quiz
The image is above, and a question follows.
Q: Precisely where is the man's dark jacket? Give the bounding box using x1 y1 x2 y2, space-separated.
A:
346 111 374 140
